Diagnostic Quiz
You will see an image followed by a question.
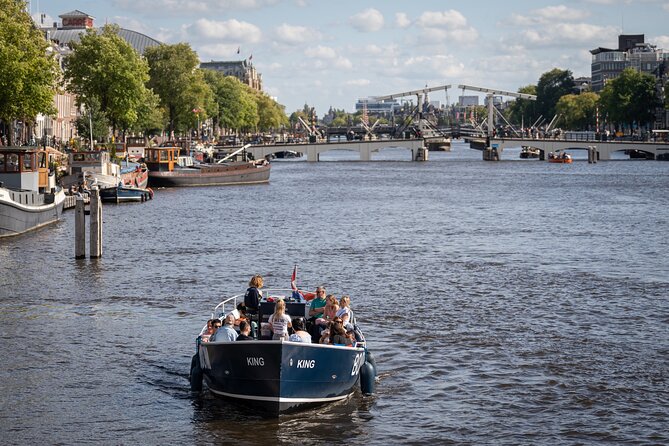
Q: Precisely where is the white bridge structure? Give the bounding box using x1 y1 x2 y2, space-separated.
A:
490 137 669 161
245 138 425 162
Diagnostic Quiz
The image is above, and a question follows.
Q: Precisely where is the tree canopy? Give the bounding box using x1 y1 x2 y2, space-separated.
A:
145 43 214 135
599 68 659 129
507 85 539 127
536 68 575 122
555 92 599 130
63 24 153 138
0 0 58 144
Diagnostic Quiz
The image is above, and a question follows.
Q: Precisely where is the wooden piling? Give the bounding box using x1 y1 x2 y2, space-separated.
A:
90 189 102 258
75 197 86 259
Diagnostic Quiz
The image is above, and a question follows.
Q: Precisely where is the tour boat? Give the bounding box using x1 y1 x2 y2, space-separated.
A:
145 145 270 187
0 147 66 238
548 153 573 163
189 287 376 415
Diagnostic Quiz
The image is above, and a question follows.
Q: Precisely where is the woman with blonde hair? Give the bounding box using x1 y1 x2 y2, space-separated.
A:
335 295 354 330
316 294 339 327
268 299 292 340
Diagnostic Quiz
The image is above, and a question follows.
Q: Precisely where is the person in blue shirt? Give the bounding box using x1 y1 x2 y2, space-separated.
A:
211 314 238 342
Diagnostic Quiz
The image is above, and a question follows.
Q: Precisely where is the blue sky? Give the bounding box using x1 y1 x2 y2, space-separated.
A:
32 0 669 115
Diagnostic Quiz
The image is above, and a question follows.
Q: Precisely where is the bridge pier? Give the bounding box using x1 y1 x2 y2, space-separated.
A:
414 147 428 161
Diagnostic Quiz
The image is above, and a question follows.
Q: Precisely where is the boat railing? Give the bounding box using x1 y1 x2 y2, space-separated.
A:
210 288 303 319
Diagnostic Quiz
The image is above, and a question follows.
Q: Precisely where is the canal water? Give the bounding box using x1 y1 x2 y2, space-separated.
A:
1 142 668 444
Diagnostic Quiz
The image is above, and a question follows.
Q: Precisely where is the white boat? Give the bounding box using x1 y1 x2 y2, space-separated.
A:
0 147 65 238
60 150 148 190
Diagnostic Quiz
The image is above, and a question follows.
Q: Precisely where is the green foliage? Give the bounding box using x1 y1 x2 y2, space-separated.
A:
204 72 258 131
507 85 539 126
599 68 659 128
64 25 152 136
74 96 109 145
0 0 58 144
555 92 599 130
145 43 214 134
536 69 574 122
254 92 288 131
130 88 165 135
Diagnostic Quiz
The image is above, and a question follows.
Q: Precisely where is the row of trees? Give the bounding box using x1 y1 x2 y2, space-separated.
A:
508 67 663 132
65 26 289 143
0 2 288 146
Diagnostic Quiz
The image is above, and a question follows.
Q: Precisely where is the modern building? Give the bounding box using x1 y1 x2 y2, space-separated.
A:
590 34 669 91
354 98 399 115
458 96 479 107
200 60 263 91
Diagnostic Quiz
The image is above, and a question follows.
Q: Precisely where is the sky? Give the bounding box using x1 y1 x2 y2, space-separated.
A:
31 0 669 115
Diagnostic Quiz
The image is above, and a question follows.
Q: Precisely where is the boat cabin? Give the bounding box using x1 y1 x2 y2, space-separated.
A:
69 151 120 178
144 147 177 172
0 147 48 191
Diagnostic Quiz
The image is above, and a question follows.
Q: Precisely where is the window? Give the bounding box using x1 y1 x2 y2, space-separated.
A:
22 153 34 171
0 154 5 172
7 154 19 172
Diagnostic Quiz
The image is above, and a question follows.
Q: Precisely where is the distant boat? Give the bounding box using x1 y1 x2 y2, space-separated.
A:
520 146 540 159
0 147 66 238
548 152 572 163
61 150 148 190
145 145 270 187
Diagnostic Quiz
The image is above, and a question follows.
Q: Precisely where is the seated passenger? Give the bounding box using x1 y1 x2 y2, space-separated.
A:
268 299 292 340
316 294 339 326
329 318 353 346
288 318 312 343
199 318 219 342
335 295 354 330
227 302 248 326
319 326 331 344
236 320 253 341
210 314 238 342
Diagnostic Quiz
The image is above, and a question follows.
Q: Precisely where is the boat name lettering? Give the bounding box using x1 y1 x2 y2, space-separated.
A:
297 359 315 369
351 352 365 376
247 357 264 366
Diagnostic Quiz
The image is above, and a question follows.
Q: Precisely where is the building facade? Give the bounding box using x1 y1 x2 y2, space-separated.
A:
200 60 263 91
590 34 669 91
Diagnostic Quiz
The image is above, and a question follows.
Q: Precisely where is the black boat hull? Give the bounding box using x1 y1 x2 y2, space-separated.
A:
199 340 366 414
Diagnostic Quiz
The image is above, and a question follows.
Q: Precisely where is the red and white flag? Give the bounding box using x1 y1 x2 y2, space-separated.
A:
291 265 297 290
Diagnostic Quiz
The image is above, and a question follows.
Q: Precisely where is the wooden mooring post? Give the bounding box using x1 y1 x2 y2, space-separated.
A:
74 189 103 259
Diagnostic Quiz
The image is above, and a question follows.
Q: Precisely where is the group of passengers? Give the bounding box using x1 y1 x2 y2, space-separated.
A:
199 276 358 346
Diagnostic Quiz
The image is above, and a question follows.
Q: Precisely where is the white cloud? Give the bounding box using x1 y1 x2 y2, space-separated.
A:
508 5 590 26
346 79 371 86
349 8 385 32
395 12 411 29
274 23 321 44
112 0 280 13
185 18 261 43
653 35 669 49
416 10 468 28
197 43 245 60
334 57 353 69
521 23 617 47
305 45 337 59
663 3 669 12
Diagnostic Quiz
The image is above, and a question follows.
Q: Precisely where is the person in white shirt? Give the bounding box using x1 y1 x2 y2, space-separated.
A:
268 299 292 340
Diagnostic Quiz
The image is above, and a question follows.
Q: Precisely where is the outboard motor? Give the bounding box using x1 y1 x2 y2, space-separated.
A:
190 352 203 391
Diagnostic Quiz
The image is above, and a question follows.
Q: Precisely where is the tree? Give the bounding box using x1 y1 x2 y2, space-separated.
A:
555 92 599 130
536 68 574 122
507 85 538 127
145 43 213 136
599 68 659 130
0 0 58 145
64 24 152 138
74 96 108 145
204 72 257 132
254 91 288 131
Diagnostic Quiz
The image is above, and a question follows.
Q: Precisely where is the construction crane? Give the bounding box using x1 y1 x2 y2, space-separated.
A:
372 84 451 137
457 84 537 138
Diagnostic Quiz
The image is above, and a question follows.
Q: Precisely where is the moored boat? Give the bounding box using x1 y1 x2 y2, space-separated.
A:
190 286 376 415
0 147 66 238
98 184 153 203
520 146 540 159
60 150 148 190
145 146 270 187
